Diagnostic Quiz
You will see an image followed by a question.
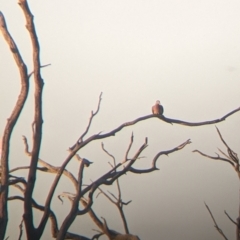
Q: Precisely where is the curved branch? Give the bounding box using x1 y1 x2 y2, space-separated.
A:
193 150 235 167
40 106 240 236
79 140 148 216
215 127 239 164
205 203 229 240
224 210 237 226
95 106 240 141
0 11 29 238
124 133 134 163
130 139 191 173
57 159 86 240
8 196 91 240
77 92 103 143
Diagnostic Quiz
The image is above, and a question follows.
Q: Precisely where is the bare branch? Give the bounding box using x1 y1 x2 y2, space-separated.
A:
22 136 79 186
0 11 29 238
8 196 91 240
204 202 229 240
107 190 119 202
215 126 232 150
41 105 240 235
69 107 240 152
57 158 86 239
91 232 104 240
18 219 24 240
224 210 237 226
77 92 103 143
130 139 191 174
101 139 134 234
217 148 232 161
97 187 116 205
28 63 51 78
17 1 45 238
101 142 122 200
193 150 235 167
215 127 239 164
57 192 75 204
79 140 148 216
124 133 134 163
101 143 116 165
12 183 25 193
194 127 240 179
10 166 48 173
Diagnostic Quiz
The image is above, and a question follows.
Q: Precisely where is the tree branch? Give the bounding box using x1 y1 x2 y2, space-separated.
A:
77 92 102 143
0 11 29 239
224 210 237 226
17 0 45 238
204 203 229 240
193 127 240 177
8 196 91 239
193 150 235 167
57 159 86 240
130 139 191 174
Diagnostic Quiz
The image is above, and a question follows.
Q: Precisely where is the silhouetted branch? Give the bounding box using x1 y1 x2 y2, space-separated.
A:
91 232 103 240
39 102 240 236
130 139 191 174
0 10 29 239
69 107 240 153
205 203 229 240
193 127 240 178
8 196 91 239
101 139 136 234
57 158 86 239
216 126 239 165
96 107 240 141
217 148 232 161
28 63 51 78
224 210 237 226
193 150 235 167
10 166 48 173
124 133 134 163
78 92 103 143
18 219 24 240
22 135 79 185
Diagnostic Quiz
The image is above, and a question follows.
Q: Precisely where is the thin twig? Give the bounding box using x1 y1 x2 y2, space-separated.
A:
130 139 191 174
78 92 103 143
28 63 51 78
224 210 237 226
17 219 24 240
193 150 235 167
124 133 134 162
204 202 229 240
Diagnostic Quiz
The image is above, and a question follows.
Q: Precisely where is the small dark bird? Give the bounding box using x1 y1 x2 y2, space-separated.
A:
152 100 164 115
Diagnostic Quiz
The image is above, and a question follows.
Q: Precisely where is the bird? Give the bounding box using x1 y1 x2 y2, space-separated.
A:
152 100 164 115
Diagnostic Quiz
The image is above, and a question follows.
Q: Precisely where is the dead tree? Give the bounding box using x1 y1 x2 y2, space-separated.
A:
1 1 240 240
194 126 240 240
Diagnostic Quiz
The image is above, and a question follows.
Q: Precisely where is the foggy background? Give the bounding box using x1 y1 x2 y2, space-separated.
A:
1 0 240 239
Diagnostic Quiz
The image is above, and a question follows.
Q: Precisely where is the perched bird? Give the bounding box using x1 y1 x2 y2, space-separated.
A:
152 100 164 115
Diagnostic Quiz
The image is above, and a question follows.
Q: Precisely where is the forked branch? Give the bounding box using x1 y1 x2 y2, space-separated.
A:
193 127 240 177
77 92 103 143
204 203 229 240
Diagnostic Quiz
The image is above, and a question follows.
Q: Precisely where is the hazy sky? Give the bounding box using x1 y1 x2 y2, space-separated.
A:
1 0 240 239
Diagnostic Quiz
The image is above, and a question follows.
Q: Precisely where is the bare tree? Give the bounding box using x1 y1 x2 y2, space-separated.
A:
1 1 240 240
194 126 240 240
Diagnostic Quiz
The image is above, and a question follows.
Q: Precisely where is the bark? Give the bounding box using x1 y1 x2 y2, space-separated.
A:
0 11 29 239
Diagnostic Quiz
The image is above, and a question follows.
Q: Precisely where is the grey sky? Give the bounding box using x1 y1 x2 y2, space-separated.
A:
1 0 240 239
